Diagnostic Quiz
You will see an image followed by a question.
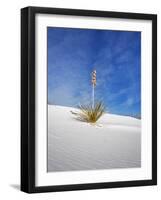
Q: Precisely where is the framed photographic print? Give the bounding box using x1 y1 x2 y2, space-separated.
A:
21 6 157 193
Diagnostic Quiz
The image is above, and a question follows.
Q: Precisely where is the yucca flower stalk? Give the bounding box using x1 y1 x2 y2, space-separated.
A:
91 69 96 108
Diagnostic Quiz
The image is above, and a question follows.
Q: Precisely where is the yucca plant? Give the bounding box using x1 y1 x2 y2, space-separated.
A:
71 69 105 123
71 101 105 123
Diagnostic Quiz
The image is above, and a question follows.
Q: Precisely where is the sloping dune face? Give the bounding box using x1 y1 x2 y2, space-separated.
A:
48 105 141 172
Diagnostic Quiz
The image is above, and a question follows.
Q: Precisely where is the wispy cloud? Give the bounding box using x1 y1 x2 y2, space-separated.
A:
48 27 141 116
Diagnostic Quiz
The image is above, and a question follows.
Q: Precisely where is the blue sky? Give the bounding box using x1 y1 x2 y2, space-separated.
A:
47 27 141 116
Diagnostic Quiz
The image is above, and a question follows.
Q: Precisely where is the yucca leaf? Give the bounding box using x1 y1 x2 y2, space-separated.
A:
72 101 105 123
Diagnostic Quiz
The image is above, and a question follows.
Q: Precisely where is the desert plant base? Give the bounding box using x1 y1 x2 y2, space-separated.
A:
88 122 103 128
71 101 106 123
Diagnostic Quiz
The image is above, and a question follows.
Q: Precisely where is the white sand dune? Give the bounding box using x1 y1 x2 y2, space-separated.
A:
48 105 141 172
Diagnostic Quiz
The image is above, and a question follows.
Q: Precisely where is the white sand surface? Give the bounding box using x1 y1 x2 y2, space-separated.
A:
48 105 141 172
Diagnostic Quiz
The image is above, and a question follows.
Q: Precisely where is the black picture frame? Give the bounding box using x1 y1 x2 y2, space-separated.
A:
21 6 157 193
